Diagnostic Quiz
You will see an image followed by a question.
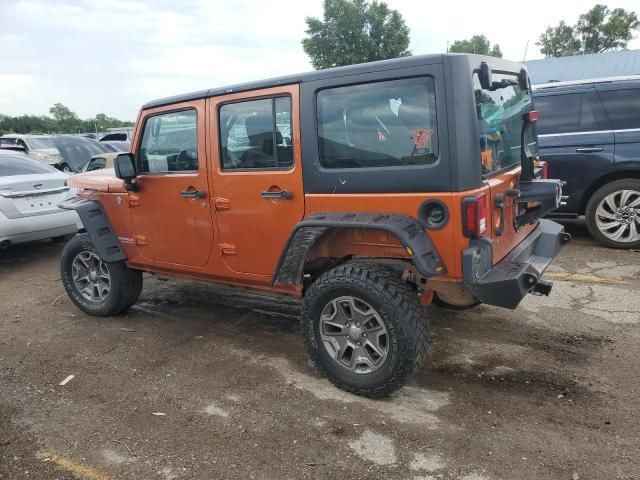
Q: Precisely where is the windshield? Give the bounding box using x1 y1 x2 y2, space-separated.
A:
28 137 57 150
473 72 537 175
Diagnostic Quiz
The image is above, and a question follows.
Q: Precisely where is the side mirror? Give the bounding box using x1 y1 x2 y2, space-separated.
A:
518 68 529 92
479 62 492 90
114 153 138 192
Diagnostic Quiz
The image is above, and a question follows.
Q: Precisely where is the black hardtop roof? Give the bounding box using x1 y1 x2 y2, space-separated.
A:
142 53 529 111
143 53 451 110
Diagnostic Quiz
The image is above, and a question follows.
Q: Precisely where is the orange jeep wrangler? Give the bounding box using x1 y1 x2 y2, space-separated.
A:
60 54 570 397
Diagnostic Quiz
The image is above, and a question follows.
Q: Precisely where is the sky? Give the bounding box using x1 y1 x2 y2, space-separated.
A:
1 0 639 121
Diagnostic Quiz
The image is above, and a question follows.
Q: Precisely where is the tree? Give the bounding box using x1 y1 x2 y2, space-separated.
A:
49 103 81 133
449 35 502 58
302 0 411 69
0 105 133 135
537 4 639 57
537 21 581 57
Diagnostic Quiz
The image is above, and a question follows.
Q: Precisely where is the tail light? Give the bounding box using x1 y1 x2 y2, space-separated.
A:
463 193 488 237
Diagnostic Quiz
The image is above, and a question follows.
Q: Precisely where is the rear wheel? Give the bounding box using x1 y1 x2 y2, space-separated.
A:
301 262 428 398
585 179 640 249
60 234 142 316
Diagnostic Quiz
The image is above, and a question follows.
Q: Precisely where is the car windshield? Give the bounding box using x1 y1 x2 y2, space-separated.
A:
474 72 537 175
28 137 57 149
0 154 57 176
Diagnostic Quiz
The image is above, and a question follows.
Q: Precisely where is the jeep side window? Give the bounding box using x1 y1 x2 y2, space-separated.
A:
317 77 438 169
138 110 198 173
535 92 607 136
598 88 640 130
219 96 293 170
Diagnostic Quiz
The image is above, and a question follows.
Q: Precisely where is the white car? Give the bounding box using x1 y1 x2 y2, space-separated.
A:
0 149 82 249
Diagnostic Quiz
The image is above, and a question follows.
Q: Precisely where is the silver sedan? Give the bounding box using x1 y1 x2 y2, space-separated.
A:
0 150 82 249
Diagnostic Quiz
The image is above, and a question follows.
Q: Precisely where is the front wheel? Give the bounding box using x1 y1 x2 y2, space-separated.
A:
60 234 143 316
301 262 428 398
585 179 640 249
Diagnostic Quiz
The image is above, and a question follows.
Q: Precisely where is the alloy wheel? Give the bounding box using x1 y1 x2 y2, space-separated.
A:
319 295 389 374
595 189 640 243
71 251 111 302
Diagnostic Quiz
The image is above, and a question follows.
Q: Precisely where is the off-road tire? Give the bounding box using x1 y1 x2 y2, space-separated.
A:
585 179 640 249
301 262 428 398
433 293 481 310
60 234 142 316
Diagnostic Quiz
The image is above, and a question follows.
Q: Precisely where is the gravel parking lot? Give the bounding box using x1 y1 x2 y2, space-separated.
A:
1 221 639 480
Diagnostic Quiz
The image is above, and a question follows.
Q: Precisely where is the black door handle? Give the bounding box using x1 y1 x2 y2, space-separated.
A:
576 147 603 153
180 190 206 199
260 190 292 200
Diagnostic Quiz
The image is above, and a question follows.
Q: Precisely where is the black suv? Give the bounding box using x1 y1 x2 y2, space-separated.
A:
533 76 640 248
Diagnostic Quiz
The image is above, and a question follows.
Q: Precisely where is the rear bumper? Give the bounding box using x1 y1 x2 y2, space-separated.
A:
463 219 571 309
0 209 81 245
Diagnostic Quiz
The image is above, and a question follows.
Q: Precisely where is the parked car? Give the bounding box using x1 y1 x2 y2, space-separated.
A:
0 149 82 249
0 138 28 152
100 140 131 153
534 76 640 248
61 54 569 397
48 135 113 173
81 152 118 172
99 133 129 142
0 134 64 169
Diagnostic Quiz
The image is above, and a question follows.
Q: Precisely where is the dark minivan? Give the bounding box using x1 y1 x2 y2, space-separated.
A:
534 76 640 248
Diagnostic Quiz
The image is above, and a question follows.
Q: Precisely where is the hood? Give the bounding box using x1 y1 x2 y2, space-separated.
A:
50 136 112 171
67 168 127 193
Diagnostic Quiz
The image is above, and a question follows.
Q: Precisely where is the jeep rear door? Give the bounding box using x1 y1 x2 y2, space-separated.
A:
208 85 304 278
473 70 539 262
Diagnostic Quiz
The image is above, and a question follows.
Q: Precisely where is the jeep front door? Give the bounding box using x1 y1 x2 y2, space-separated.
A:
209 85 304 278
129 102 214 267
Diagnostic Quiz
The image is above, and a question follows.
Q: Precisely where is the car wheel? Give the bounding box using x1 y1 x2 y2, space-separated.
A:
60 234 143 316
433 292 481 310
301 262 428 398
585 179 640 249
61 164 72 173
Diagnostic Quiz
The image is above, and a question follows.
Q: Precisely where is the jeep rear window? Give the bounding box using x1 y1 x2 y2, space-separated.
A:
474 72 537 175
219 96 293 170
316 77 438 169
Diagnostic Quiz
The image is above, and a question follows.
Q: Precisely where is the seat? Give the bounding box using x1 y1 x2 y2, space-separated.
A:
239 114 277 168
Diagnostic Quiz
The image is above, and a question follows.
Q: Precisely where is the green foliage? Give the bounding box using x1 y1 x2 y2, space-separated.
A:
537 21 581 57
0 104 133 135
302 0 411 69
537 4 639 57
449 35 503 58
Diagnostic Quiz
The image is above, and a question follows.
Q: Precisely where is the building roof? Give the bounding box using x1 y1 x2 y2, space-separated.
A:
526 49 640 84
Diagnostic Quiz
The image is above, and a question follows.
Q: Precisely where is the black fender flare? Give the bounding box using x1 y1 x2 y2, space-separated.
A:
272 212 446 286
59 197 127 262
